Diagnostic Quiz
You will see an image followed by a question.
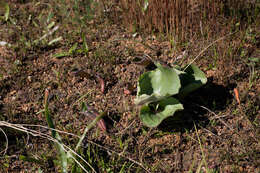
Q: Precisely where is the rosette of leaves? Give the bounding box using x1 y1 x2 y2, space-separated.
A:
135 63 207 127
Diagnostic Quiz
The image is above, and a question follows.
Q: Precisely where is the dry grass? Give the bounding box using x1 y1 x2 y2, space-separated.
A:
106 0 258 41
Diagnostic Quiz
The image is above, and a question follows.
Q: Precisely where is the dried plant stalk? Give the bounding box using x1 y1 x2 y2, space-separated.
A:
106 0 254 41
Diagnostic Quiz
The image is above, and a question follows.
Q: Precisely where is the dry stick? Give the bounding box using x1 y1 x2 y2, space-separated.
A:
184 31 237 71
0 127 8 155
202 127 220 138
16 124 80 138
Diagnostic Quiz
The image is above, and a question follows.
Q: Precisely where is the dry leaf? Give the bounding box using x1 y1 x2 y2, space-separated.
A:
234 88 240 104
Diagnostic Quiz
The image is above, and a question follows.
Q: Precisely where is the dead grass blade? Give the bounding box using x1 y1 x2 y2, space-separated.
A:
0 127 8 156
0 120 149 172
194 123 209 172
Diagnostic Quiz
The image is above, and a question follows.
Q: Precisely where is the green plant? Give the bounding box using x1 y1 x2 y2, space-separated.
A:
44 90 69 172
43 89 103 172
53 33 89 58
135 62 207 127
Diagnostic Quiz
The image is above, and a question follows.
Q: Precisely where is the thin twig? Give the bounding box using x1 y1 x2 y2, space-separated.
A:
199 105 235 131
208 114 229 120
200 126 221 139
0 127 8 155
115 119 136 135
16 124 80 138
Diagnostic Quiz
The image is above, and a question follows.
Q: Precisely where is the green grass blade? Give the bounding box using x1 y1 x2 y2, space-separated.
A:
44 90 68 173
53 52 70 58
82 34 89 54
48 36 62 45
75 112 105 151
4 3 9 21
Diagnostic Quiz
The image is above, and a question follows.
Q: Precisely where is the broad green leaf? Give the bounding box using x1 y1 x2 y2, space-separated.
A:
135 63 181 105
140 97 183 127
152 63 181 96
134 93 165 106
135 62 207 127
178 64 207 98
185 64 207 83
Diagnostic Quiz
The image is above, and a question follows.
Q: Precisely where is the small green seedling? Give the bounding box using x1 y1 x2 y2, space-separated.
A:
135 62 207 127
53 34 89 58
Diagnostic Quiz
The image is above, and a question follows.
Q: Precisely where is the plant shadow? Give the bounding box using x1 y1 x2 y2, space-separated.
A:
158 77 235 132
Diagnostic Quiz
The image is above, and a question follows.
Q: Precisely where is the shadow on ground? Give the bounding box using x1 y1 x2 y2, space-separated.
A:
158 78 235 132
